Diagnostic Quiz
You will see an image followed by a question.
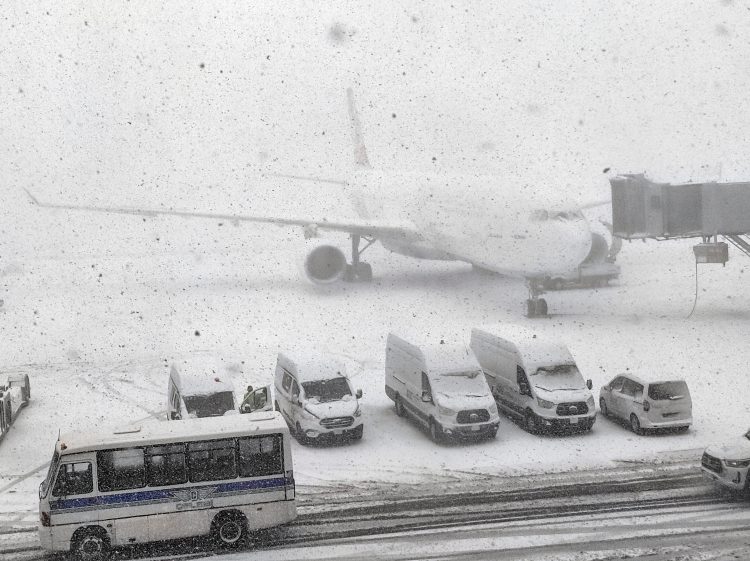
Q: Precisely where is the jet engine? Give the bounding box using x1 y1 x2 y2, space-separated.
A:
301 243 348 284
583 219 620 264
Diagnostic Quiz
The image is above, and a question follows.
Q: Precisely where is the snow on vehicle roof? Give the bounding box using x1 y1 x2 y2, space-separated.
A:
616 373 688 387
472 324 576 373
277 350 349 383
57 411 287 455
170 355 236 396
387 333 481 375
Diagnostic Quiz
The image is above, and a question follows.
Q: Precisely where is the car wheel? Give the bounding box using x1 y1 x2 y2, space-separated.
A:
295 422 308 444
73 529 110 561
429 419 443 443
630 414 642 435
394 396 405 417
212 512 247 547
525 411 539 434
599 398 608 418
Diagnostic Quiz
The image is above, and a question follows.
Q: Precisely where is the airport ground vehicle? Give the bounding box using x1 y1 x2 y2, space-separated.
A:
274 351 363 443
385 334 500 442
599 374 692 434
470 325 595 433
38 412 296 558
167 358 270 420
543 262 620 290
701 429 750 494
0 373 30 442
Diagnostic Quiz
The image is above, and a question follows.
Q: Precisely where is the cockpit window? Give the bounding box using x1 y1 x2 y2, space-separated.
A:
530 210 549 221
530 209 583 222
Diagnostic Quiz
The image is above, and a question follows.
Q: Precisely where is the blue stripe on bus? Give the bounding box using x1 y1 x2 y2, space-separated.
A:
50 477 289 512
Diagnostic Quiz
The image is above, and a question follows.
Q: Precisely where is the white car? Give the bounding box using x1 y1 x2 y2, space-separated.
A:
599 374 692 434
701 430 750 494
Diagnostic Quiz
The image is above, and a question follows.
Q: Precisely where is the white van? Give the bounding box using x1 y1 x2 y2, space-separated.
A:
470 325 595 433
385 333 500 442
274 351 363 443
167 357 240 420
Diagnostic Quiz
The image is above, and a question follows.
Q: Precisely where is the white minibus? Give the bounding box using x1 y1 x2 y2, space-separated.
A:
38 412 296 558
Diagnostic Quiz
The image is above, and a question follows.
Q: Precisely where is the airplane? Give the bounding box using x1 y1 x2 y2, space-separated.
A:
25 89 614 317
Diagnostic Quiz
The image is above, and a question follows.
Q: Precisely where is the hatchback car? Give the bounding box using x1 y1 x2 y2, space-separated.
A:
599 374 692 434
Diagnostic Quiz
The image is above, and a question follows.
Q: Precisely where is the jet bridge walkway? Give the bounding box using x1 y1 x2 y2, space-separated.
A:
610 174 750 265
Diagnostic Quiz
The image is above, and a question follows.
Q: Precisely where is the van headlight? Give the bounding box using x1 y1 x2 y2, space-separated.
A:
354 404 362 417
438 404 455 416
725 459 750 468
587 396 595 408
303 407 320 419
536 397 555 409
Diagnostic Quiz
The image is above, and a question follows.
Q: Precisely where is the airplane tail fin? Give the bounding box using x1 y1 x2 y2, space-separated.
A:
346 88 371 168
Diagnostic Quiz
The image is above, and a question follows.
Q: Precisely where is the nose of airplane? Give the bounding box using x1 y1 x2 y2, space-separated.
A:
550 217 593 274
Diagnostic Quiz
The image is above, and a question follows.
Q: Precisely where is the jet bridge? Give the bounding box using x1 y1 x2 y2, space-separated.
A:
610 174 750 262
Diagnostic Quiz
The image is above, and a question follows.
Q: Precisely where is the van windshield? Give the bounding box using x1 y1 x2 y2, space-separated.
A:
648 381 689 401
533 364 586 391
183 391 235 417
302 378 352 403
433 371 488 397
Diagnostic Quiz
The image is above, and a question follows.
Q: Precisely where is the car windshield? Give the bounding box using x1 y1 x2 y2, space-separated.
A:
39 450 60 498
433 370 489 397
648 381 689 401
532 364 586 391
183 391 235 417
302 377 352 403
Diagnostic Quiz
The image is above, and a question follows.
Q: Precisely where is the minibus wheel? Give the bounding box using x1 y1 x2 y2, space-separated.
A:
394 396 405 417
212 512 248 547
599 398 608 417
429 419 443 442
524 411 539 434
72 527 110 561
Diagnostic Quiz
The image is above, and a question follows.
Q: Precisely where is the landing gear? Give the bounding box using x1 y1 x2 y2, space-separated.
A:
343 234 375 282
525 279 549 318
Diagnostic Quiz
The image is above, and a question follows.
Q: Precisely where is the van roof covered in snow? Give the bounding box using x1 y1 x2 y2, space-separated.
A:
387 333 481 375
56 411 287 455
170 355 236 396
276 350 348 384
471 324 576 373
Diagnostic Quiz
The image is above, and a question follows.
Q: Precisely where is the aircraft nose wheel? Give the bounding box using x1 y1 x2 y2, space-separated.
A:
525 279 549 318
344 261 373 282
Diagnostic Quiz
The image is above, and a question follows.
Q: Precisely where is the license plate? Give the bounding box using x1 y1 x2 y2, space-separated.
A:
472 425 480 432
570 417 579 425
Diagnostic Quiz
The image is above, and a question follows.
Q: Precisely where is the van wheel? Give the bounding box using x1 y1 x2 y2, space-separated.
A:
630 414 642 435
295 422 308 444
212 512 247 547
599 398 608 417
72 528 110 561
429 419 443 443
274 401 280 412
351 424 364 440
394 396 405 417
525 411 539 434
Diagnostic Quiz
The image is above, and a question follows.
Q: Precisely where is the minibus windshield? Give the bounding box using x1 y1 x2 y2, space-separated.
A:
183 391 235 417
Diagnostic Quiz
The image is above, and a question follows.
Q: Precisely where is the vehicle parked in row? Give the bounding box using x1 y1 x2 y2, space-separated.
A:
701 429 750 494
0 373 31 442
470 325 595 433
38 412 296 558
167 358 241 420
274 351 363 443
599 374 692 434
385 333 500 442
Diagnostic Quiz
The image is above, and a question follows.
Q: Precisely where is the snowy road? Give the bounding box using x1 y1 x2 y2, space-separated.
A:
2 462 748 561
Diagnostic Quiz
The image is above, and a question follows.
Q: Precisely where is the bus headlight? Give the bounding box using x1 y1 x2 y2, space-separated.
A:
725 459 750 468
537 397 555 409
438 404 455 416
303 407 320 419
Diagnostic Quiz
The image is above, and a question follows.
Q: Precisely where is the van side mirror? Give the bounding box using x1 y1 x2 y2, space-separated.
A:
586 379 593 390
355 389 363 399
518 383 531 397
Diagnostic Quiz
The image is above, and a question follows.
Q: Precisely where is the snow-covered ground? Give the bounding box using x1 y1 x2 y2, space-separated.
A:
2 0 750 547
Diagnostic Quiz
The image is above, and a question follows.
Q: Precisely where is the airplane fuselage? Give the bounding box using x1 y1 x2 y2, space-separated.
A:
348 170 593 279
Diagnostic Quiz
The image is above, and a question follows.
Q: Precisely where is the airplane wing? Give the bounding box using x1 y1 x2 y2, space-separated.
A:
23 189 422 241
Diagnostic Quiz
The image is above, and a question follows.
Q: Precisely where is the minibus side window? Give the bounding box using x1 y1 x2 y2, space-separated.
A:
52 462 93 497
146 444 187 486
187 439 237 482
238 435 283 477
98 448 146 492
